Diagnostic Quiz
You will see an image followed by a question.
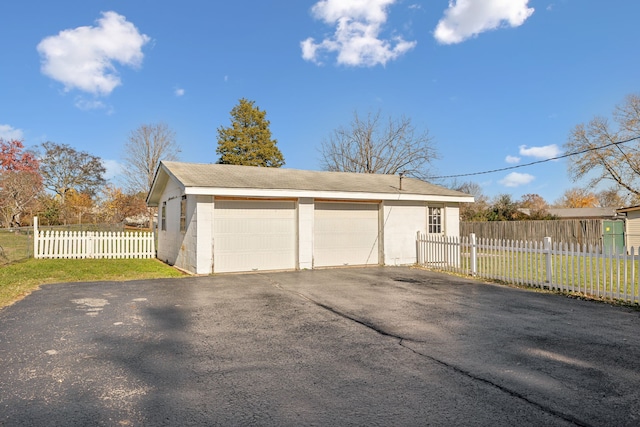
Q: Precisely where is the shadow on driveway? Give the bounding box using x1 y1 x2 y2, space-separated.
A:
1 267 639 426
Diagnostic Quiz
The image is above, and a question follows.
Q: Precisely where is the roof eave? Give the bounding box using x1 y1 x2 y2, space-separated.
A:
184 186 474 203
616 204 640 213
146 162 181 207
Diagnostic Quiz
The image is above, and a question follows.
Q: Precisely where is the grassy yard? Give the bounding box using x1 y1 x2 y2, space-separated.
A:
0 258 186 309
0 228 32 265
457 250 640 303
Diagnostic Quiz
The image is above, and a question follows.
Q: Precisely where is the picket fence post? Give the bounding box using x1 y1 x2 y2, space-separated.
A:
33 216 39 259
544 237 552 286
469 233 477 276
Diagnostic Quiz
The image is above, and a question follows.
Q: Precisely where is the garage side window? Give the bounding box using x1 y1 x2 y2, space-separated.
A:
180 195 187 232
428 207 442 234
161 202 166 231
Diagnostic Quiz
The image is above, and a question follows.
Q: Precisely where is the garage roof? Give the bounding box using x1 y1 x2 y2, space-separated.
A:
147 161 473 206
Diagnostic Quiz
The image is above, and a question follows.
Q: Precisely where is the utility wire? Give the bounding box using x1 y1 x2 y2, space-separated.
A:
426 135 640 180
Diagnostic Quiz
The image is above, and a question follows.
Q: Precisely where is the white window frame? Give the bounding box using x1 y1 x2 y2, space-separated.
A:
180 195 187 233
428 206 443 235
161 202 166 231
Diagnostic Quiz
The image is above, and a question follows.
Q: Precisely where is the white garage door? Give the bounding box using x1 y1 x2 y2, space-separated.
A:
214 200 296 273
314 202 379 267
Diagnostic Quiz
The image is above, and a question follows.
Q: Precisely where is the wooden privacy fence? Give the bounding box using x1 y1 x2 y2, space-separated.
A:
461 219 607 247
417 232 640 304
33 217 155 260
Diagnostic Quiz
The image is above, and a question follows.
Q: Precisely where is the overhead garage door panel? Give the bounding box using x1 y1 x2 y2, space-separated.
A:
314 202 379 267
214 201 296 273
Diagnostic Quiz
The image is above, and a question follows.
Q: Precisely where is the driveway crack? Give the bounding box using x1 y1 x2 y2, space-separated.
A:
398 341 590 427
265 276 591 427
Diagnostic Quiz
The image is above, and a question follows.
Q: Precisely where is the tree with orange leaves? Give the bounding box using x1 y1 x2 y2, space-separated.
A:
65 189 95 224
99 186 148 225
554 188 599 208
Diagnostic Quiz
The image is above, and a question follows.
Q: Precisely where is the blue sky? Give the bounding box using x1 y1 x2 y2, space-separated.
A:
1 0 638 203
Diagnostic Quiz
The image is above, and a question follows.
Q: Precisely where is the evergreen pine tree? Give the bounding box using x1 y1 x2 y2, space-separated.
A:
216 98 285 167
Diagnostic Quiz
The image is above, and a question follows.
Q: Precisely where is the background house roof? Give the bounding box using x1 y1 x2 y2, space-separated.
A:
547 207 620 219
616 205 640 214
147 161 472 205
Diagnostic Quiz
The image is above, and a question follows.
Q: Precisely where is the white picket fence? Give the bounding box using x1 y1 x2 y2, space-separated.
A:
33 217 155 260
417 232 640 304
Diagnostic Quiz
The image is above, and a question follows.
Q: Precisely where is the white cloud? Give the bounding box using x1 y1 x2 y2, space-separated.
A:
505 155 520 164
175 88 185 97
301 0 416 67
0 124 24 141
499 172 535 187
434 0 534 45
74 97 107 111
103 159 124 180
37 11 150 96
519 144 561 159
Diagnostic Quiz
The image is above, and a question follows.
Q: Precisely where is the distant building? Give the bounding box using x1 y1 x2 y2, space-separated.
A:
548 207 620 220
615 205 640 252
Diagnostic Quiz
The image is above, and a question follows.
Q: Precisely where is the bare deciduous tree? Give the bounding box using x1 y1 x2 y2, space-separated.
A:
0 171 42 227
596 187 632 208
38 141 106 204
319 111 439 179
0 139 42 227
122 122 180 194
565 93 640 198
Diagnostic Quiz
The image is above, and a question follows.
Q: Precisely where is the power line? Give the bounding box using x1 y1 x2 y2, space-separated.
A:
426 135 640 180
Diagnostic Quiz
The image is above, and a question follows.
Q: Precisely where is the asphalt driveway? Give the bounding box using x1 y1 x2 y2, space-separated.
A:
1 267 639 426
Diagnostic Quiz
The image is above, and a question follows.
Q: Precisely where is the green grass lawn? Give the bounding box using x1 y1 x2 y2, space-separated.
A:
0 258 186 309
455 250 640 303
0 229 32 265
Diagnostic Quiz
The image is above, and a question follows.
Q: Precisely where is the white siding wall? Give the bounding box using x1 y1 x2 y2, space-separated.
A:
444 204 461 238
626 211 640 251
298 198 314 270
195 196 214 274
383 201 426 265
156 179 183 267
175 195 197 273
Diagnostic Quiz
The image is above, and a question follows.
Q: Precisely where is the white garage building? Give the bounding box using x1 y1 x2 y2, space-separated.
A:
146 161 473 274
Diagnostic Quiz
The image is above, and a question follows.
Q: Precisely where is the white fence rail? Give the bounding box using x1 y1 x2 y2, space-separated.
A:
417 232 640 304
33 217 155 260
